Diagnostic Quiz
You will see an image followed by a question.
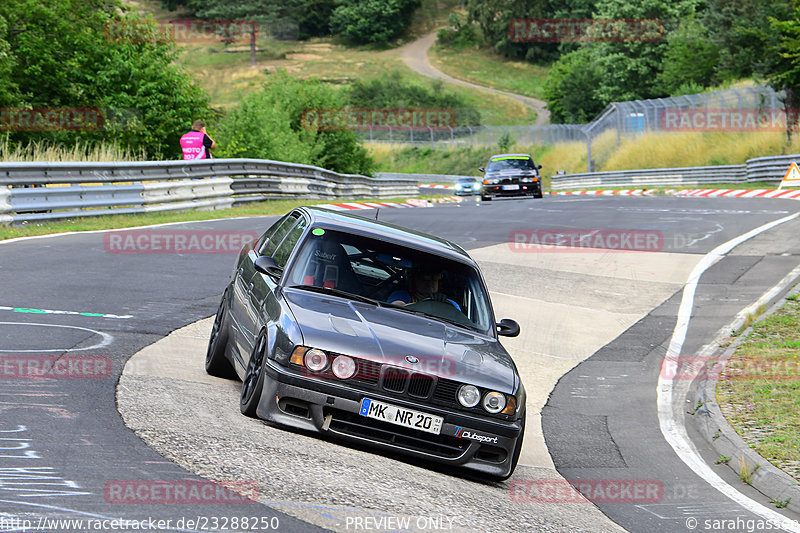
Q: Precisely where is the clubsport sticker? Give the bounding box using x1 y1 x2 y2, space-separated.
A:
454 426 499 444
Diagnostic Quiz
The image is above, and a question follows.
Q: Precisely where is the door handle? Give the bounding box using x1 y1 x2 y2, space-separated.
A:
249 282 254 292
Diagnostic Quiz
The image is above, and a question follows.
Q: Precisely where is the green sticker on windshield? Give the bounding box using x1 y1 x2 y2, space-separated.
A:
312 228 325 236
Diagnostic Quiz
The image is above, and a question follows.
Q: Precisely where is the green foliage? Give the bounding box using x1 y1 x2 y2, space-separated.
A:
542 47 604 123
437 13 480 48
704 0 792 80
329 0 422 45
657 19 720 95
466 0 558 62
346 71 481 126
497 129 513 151
0 15 19 107
0 0 210 158
543 0 700 122
765 4 800 139
215 72 373 174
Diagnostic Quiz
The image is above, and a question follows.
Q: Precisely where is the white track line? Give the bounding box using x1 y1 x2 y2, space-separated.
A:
657 211 800 532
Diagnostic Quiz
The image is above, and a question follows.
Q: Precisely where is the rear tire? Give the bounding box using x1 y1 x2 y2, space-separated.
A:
205 289 236 378
240 329 268 418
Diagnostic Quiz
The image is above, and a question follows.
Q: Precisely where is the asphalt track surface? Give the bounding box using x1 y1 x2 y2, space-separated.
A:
1 195 800 532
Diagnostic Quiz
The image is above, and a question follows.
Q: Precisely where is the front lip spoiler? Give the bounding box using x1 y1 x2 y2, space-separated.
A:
256 360 523 478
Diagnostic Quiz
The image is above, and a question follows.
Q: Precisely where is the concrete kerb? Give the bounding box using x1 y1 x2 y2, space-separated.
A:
691 269 800 514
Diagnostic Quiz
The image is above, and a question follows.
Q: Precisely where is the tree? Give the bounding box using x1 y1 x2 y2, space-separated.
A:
542 47 604 123
656 19 720 95
765 5 800 142
704 0 792 80
0 14 19 108
216 72 373 174
186 0 282 66
466 0 557 62
0 0 210 158
329 0 421 45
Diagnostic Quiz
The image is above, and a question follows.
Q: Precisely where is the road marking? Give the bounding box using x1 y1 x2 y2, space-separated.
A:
0 306 132 319
657 211 800 532
0 322 113 353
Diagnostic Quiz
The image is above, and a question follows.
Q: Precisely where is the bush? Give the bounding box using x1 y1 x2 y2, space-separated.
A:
346 71 481 126
437 13 480 48
657 19 720 95
329 0 421 45
215 72 373 175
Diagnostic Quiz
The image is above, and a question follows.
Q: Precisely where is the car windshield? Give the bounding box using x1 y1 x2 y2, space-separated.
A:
486 157 534 172
285 228 493 334
457 177 477 183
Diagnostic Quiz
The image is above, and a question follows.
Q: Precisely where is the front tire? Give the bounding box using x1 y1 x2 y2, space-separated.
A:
240 329 268 418
206 290 235 378
492 412 525 482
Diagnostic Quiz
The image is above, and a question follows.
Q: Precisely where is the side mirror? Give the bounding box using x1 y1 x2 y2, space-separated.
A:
478 167 485 173
537 164 542 170
496 318 520 337
254 255 283 279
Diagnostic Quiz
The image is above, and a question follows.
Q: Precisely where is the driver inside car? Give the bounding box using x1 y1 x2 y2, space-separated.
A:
388 270 461 311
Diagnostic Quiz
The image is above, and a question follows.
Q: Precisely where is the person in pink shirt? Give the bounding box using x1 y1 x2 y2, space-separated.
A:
180 120 217 160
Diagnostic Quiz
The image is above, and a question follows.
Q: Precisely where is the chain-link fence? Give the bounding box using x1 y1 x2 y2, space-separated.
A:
357 85 785 172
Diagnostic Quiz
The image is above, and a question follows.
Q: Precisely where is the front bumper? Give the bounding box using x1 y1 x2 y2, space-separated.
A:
482 182 541 197
257 360 524 478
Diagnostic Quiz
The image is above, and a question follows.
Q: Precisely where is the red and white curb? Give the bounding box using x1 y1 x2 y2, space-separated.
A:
315 197 462 211
551 188 800 199
550 189 654 196
418 184 454 190
667 188 800 199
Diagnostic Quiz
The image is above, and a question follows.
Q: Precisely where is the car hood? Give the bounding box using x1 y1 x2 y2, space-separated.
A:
485 169 537 179
283 288 517 392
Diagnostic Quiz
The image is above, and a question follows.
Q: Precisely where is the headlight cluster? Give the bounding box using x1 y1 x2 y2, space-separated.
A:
483 178 499 185
291 346 356 379
457 384 516 415
520 176 538 182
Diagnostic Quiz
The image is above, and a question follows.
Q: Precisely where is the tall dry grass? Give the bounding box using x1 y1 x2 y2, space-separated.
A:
0 136 147 162
602 131 800 171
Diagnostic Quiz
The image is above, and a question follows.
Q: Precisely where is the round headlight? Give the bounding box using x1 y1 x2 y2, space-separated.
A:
304 349 327 372
457 385 481 408
482 391 507 414
331 355 356 379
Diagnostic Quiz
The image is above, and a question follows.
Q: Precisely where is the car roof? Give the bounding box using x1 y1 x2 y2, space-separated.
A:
488 153 533 161
297 206 473 263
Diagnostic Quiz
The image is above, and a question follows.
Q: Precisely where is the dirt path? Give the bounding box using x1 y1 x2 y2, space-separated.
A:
398 31 551 126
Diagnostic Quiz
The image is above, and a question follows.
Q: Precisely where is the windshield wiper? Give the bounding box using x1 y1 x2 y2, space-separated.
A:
288 285 383 307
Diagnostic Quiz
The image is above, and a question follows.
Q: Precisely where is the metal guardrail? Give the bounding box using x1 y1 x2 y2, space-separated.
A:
375 172 479 184
550 154 800 190
0 159 418 225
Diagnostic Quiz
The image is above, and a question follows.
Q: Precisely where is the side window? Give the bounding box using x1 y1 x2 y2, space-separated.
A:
259 214 297 257
272 217 308 268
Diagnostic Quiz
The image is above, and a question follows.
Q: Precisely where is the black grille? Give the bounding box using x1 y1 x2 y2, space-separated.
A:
326 408 469 459
354 359 381 384
433 378 459 404
407 373 434 398
381 366 409 392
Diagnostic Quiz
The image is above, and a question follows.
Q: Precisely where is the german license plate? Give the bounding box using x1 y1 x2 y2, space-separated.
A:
502 184 519 190
359 398 443 435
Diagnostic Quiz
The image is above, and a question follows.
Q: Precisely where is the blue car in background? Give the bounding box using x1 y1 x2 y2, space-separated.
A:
454 177 481 196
